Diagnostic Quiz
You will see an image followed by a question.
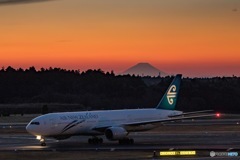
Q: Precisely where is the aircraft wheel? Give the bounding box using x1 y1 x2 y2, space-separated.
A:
118 139 123 145
93 138 98 144
99 138 103 144
130 138 134 144
118 139 127 145
41 142 46 146
88 138 93 144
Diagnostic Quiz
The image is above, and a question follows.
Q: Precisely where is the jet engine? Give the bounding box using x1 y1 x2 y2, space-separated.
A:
105 127 128 140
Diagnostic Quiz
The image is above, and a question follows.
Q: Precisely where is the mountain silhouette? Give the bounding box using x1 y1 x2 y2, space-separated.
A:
122 63 168 77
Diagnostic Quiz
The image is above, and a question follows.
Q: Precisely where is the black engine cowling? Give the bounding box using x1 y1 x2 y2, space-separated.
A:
105 127 128 140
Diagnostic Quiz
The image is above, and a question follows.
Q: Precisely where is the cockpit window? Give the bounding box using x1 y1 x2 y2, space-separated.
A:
30 122 40 125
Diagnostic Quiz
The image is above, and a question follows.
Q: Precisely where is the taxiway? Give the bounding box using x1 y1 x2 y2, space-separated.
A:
1 118 240 159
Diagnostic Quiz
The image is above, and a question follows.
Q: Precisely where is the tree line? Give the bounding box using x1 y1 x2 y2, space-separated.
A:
0 66 240 114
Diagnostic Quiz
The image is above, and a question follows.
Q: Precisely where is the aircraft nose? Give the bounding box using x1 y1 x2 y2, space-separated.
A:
26 122 37 135
26 123 32 134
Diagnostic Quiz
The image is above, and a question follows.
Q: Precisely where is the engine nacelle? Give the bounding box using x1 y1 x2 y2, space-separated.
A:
105 127 128 140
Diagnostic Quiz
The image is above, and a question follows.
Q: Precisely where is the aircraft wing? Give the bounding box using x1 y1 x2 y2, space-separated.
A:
92 113 221 132
168 110 214 118
123 113 220 127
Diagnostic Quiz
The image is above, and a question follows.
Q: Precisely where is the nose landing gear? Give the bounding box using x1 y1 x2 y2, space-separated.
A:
37 136 46 146
40 138 46 146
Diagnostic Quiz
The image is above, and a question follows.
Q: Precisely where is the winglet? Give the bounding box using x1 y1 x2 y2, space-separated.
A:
156 74 182 110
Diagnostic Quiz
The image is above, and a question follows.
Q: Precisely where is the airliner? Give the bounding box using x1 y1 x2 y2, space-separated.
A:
26 74 219 146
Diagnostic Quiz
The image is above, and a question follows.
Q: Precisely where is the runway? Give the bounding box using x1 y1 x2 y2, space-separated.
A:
1 131 240 159
1 119 240 159
9 132 240 150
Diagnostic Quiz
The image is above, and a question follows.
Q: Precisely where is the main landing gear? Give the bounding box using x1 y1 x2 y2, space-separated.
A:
119 138 134 145
88 137 103 144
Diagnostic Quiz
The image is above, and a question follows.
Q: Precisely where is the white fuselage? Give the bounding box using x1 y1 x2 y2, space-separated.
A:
26 108 182 137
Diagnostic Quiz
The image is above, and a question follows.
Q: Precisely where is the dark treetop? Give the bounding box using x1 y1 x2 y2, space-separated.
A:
0 66 239 114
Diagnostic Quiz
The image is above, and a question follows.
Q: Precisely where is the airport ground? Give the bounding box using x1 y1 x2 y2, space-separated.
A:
1 114 240 160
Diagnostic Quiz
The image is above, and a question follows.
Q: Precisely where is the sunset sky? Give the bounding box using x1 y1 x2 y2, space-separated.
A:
0 0 239 77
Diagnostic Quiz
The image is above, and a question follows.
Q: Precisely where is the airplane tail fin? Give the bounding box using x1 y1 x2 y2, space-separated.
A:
156 74 182 110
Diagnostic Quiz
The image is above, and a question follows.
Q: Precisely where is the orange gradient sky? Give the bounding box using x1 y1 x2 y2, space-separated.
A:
0 0 240 77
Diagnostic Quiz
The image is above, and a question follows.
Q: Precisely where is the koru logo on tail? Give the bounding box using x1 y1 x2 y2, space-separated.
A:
167 85 177 105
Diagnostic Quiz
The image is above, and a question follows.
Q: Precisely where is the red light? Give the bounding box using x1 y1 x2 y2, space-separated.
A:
216 113 220 117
